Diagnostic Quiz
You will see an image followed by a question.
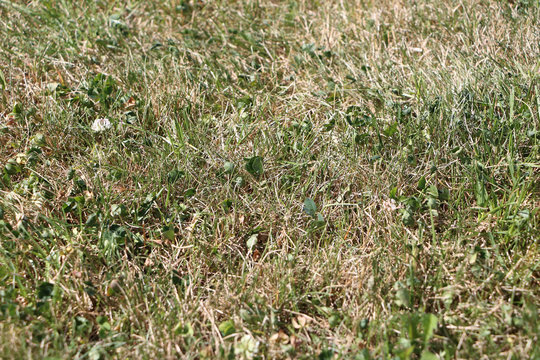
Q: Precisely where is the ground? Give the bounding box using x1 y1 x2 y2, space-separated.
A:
0 0 538 359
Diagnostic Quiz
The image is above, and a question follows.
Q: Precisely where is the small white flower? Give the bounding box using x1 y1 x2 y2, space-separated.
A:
91 118 112 132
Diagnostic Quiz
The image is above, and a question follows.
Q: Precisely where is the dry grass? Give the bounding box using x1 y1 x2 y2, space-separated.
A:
0 0 538 359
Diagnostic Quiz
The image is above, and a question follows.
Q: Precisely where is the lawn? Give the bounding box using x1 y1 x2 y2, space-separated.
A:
0 0 538 359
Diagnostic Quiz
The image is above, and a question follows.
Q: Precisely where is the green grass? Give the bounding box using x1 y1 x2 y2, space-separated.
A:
0 0 538 358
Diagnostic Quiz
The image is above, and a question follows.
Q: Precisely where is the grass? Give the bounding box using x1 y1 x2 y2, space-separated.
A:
0 0 538 358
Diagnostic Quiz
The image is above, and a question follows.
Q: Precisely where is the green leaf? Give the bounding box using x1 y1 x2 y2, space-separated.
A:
67 168 76 181
174 322 194 336
62 198 80 213
85 212 100 227
12 102 22 114
438 187 450 202
389 186 398 199
88 346 105 360
74 316 91 335
527 129 539 139
75 178 87 191
110 204 127 217
223 161 235 174
427 185 438 199
422 314 438 343
420 351 438 360
218 320 236 337
323 117 336 131
383 122 398 136
0 68 5 90
137 191 159 220
396 345 414 360
401 210 415 227
97 316 111 338
427 197 438 210
37 282 54 300
246 234 258 250
328 313 341 327
474 179 488 207
221 199 233 212
244 156 264 176
356 349 372 360
355 132 369 145
318 349 334 360
394 283 411 308
405 197 420 212
167 169 184 184
417 176 426 190
172 271 190 289
31 133 46 147
303 197 317 218
161 225 175 241
184 188 196 198
4 159 21 175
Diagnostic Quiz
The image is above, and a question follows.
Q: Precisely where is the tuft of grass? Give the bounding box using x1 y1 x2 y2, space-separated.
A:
0 0 538 358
